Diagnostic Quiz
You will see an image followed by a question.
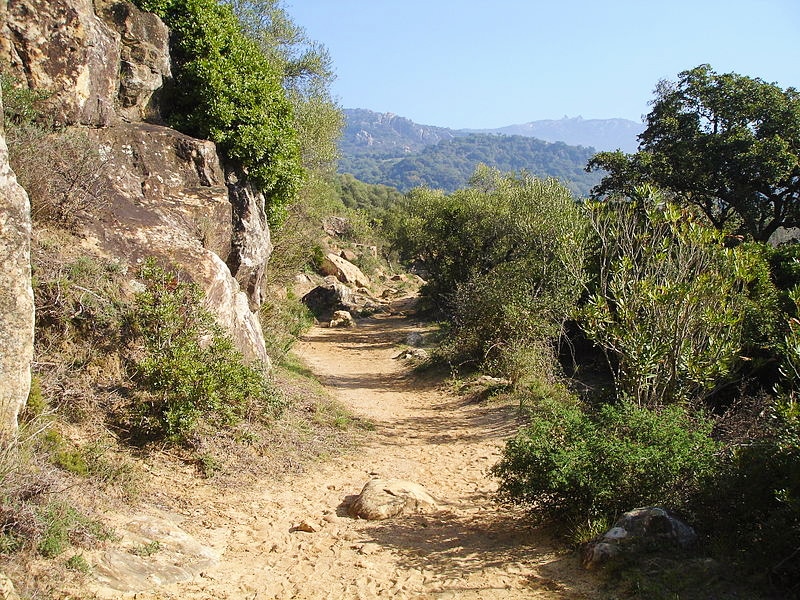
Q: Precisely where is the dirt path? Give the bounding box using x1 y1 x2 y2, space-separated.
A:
85 311 601 599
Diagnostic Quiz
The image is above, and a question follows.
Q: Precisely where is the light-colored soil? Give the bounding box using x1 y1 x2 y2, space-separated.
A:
72 309 604 599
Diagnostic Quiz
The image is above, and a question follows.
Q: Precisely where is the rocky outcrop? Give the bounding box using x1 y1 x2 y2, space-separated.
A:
93 514 219 593
83 122 269 363
0 87 34 434
225 173 273 312
348 479 439 520
583 507 697 569
320 253 370 288
95 0 171 122
1 0 120 126
0 0 277 362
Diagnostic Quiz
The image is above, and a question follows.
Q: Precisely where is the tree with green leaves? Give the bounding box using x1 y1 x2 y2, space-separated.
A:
224 0 343 174
588 65 800 242
132 0 304 222
393 166 588 376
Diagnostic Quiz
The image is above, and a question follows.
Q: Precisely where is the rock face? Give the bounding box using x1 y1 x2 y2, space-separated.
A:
2 0 119 126
348 479 439 520
0 0 276 363
225 173 273 312
95 0 171 122
583 507 697 569
0 87 34 433
86 123 268 363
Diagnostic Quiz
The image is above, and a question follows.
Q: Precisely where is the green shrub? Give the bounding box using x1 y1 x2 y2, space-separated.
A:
65 553 91 573
581 192 778 405
259 292 315 363
701 398 800 585
35 502 112 558
492 396 720 534
124 260 282 442
697 291 800 584
393 166 588 375
132 0 303 223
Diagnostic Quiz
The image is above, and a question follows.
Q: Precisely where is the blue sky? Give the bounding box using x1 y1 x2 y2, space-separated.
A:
286 0 799 129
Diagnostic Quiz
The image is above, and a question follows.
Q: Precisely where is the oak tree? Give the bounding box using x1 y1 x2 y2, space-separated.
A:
589 65 800 242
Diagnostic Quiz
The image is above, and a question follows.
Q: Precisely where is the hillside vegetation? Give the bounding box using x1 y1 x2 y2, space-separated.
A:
388 65 800 598
340 133 602 196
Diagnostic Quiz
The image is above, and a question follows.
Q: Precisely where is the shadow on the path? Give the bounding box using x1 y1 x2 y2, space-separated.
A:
360 509 592 599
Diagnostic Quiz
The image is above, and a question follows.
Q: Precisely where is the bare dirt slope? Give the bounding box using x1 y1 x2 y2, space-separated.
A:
83 310 602 599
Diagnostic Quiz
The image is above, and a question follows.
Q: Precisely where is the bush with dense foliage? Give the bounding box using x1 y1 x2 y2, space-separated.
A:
581 191 780 406
133 0 303 222
492 394 720 536
124 260 281 441
392 167 588 375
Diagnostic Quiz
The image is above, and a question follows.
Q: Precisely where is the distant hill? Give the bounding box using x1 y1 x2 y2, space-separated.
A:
341 108 461 157
468 116 644 154
339 109 611 196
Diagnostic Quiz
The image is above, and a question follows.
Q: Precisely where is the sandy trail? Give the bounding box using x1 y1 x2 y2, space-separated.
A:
98 311 599 599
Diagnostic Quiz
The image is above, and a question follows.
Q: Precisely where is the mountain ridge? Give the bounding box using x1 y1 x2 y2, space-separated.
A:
339 108 620 196
342 108 643 156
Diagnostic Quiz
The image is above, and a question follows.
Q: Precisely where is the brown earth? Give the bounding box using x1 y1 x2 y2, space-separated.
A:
66 307 604 599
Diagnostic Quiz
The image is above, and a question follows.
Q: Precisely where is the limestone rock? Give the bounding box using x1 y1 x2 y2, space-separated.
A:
84 122 268 363
93 515 219 594
340 248 358 262
583 507 697 569
95 0 171 122
329 310 356 328
320 253 370 288
322 215 350 237
2 0 120 126
0 87 34 433
405 331 424 347
225 173 273 312
348 479 439 520
393 348 429 361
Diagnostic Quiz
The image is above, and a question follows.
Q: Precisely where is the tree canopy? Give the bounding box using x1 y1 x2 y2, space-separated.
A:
133 0 304 222
588 65 800 242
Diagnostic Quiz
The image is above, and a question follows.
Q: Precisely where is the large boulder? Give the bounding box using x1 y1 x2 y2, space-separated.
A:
329 310 356 328
84 123 268 363
320 253 370 288
301 276 355 322
0 87 34 434
95 0 171 122
348 479 439 520
1 0 120 126
583 507 697 569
